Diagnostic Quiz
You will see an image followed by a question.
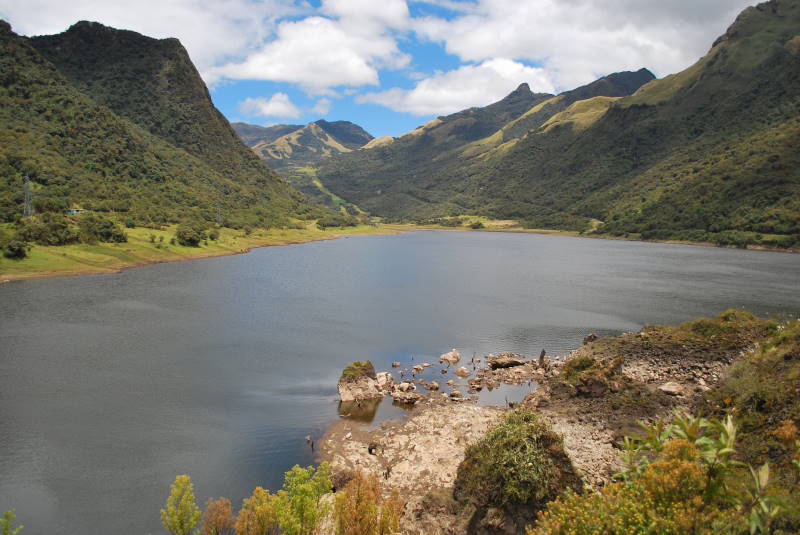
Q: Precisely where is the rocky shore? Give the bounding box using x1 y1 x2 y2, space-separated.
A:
320 314 768 533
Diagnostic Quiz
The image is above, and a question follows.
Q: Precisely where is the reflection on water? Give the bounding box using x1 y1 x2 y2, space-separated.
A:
477 381 538 407
338 397 413 428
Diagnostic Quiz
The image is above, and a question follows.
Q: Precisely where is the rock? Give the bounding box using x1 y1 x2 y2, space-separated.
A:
488 353 526 370
391 391 425 405
421 363 431 368
454 367 471 378
583 332 599 344
446 379 455 386
391 361 401 368
397 382 415 392
427 381 440 391
376 372 394 392
338 361 383 402
412 365 424 374
658 382 684 396
450 391 462 398
345 432 352 440
439 349 461 366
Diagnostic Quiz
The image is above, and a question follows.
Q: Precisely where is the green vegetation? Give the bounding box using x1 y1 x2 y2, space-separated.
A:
341 361 376 381
311 1 800 249
454 410 581 527
529 413 796 534
0 511 23 535
175 222 207 247
0 20 324 231
165 465 339 535
161 475 202 535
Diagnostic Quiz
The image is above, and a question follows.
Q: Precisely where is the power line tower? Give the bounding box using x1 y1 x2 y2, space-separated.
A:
23 175 34 218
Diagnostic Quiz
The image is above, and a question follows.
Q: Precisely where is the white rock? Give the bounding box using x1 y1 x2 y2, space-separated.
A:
439 349 461 365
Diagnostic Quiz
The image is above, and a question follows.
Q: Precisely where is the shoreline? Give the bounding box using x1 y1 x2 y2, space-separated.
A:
3 222 796 283
0 224 408 283
319 314 772 533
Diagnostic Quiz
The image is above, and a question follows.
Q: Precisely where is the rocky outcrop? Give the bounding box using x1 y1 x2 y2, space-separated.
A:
391 391 425 405
454 367 471 378
439 349 461 366
487 353 526 369
376 372 394 392
337 361 383 402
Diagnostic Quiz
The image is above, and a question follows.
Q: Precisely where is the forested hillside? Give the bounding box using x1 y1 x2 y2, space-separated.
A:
0 21 315 228
317 0 800 248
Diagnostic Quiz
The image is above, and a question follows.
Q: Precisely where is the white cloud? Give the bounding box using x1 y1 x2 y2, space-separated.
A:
311 98 332 115
239 93 301 119
357 58 554 115
211 14 410 94
0 0 304 84
413 0 756 90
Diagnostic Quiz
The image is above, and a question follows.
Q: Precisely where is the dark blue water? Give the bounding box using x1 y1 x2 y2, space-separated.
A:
1 231 798 534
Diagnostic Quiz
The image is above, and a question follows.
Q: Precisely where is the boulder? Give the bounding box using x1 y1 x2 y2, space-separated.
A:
412 364 424 374
439 349 461 366
427 381 440 391
392 391 425 405
391 361 401 368
583 332 599 345
658 382 684 396
338 361 383 402
397 382 416 392
376 372 394 392
454 367 471 378
488 353 526 370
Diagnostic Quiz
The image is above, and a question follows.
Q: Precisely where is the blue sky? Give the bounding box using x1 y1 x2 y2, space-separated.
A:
2 0 756 138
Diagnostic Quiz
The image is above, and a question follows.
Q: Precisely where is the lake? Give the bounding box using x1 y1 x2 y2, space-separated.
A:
1 231 798 534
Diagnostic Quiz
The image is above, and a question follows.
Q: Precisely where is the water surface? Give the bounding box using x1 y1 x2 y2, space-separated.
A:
1 231 798 534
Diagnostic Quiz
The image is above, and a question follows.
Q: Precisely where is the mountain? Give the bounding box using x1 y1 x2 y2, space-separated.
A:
316 70 653 219
0 21 314 227
317 0 800 248
234 119 373 212
231 122 303 147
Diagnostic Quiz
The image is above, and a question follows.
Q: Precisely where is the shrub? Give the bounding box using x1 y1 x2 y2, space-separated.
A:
14 213 78 245
454 410 580 513
275 463 332 535
470 220 485 229
209 228 220 241
161 475 201 535
175 223 207 247
1 510 23 535
529 414 788 535
77 214 127 243
317 214 358 229
235 487 280 535
333 471 403 535
201 497 234 535
3 240 27 259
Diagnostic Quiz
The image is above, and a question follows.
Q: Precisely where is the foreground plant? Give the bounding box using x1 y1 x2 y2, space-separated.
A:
530 413 790 535
1 510 23 535
161 475 201 535
333 471 403 535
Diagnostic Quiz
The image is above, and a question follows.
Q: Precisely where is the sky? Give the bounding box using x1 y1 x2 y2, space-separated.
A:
1 0 757 138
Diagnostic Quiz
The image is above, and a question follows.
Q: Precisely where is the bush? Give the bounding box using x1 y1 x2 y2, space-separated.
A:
78 214 127 243
454 410 580 513
208 228 220 241
175 223 207 247
529 414 791 535
470 220 485 229
333 471 403 535
201 497 234 535
3 240 27 259
161 475 201 535
14 213 78 245
317 214 358 229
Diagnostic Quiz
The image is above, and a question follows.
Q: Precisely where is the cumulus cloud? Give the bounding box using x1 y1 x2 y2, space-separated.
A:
357 58 555 115
413 0 755 90
211 15 409 94
239 93 301 119
311 98 332 115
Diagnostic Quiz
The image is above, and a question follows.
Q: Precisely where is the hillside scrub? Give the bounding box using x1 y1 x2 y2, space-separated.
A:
453 409 581 531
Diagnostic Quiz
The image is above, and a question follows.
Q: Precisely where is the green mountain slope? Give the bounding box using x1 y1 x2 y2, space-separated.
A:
468 0 800 246
0 21 311 227
28 21 298 204
231 122 303 147
235 119 373 213
316 71 653 218
318 0 799 248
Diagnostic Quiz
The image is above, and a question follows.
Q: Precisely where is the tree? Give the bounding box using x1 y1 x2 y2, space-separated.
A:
1 510 23 535
235 487 280 535
161 475 201 535
201 497 234 535
276 463 332 535
334 471 403 535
